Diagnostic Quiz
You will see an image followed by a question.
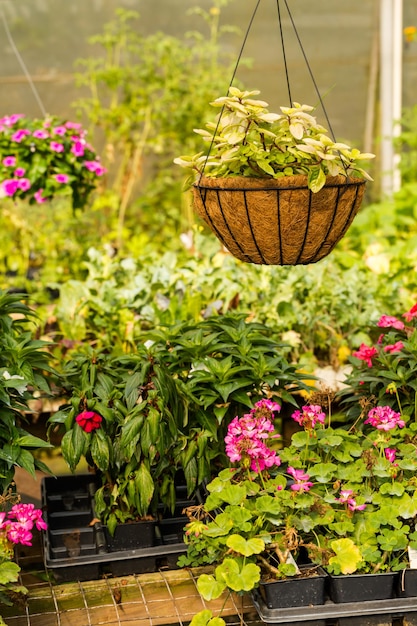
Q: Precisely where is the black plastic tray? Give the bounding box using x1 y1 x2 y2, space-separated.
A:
41 474 192 582
252 591 417 625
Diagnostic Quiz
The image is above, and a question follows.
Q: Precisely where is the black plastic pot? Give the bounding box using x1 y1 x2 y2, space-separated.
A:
327 571 398 603
259 565 327 609
41 474 194 582
397 568 417 597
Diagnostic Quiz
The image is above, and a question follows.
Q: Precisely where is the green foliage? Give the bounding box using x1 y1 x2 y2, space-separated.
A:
174 88 374 192
0 290 54 493
73 2 242 247
48 313 309 530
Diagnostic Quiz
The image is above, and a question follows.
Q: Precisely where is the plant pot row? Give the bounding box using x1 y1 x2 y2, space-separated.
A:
258 566 417 610
41 474 198 582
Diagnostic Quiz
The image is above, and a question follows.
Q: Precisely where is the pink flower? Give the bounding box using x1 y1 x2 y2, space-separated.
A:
2 156 16 167
11 129 30 142
17 178 31 191
287 467 313 492
352 343 378 367
50 141 64 153
0 114 24 127
71 141 85 157
337 489 354 503
34 189 47 204
404 303 417 322
348 501 366 512
32 129 49 139
385 448 397 463
291 405 325 429
365 406 405 431
52 125 67 136
14 167 26 177
84 160 106 175
383 341 404 353
54 173 69 184
7 523 33 546
75 411 103 433
65 121 83 130
377 315 405 330
2 179 19 196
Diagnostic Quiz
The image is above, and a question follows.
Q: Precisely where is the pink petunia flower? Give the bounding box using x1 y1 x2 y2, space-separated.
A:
2 156 16 167
2 179 19 196
352 343 378 367
11 129 30 142
71 141 85 157
54 174 69 184
50 142 64 153
52 125 67 136
32 129 49 139
14 167 26 177
17 178 31 191
34 189 47 204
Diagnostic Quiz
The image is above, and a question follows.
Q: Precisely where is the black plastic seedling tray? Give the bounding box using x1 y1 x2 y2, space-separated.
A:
41 474 193 582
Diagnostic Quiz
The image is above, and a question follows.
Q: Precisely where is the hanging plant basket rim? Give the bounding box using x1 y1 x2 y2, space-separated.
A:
194 174 367 193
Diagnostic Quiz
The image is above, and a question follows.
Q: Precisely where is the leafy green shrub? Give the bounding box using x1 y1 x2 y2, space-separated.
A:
0 290 54 493
48 313 309 532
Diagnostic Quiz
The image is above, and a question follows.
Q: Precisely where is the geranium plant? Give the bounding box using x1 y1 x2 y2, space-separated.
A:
0 114 105 209
174 87 375 192
181 392 417 626
0 492 47 622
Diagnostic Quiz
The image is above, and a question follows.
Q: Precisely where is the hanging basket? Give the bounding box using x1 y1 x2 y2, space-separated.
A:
193 174 366 265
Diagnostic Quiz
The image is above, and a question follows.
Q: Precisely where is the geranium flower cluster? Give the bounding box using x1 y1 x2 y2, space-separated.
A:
225 399 281 472
291 404 325 430
0 113 106 209
0 502 47 547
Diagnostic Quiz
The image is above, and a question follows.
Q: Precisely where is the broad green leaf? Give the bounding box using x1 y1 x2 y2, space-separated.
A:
226 534 265 556
197 574 226 601
329 538 362 575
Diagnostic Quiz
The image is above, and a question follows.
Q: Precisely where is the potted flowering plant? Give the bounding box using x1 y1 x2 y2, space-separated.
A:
174 87 375 265
182 391 417 623
0 491 48 623
0 113 105 209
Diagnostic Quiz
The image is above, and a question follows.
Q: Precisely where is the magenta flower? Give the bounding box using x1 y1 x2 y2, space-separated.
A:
34 189 47 204
287 467 313 492
352 343 378 367
378 315 405 330
347 501 367 512
84 160 106 175
291 405 325 429
365 406 405 431
11 128 30 142
18 178 31 191
54 173 69 184
14 167 26 177
65 121 83 130
385 447 397 463
32 129 49 139
71 141 85 157
383 341 404 353
2 179 19 196
7 522 33 546
337 489 354 503
0 114 24 126
2 156 16 167
50 141 64 153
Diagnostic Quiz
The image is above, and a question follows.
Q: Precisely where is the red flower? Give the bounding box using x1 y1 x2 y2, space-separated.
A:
75 411 102 433
403 303 417 322
352 343 378 367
